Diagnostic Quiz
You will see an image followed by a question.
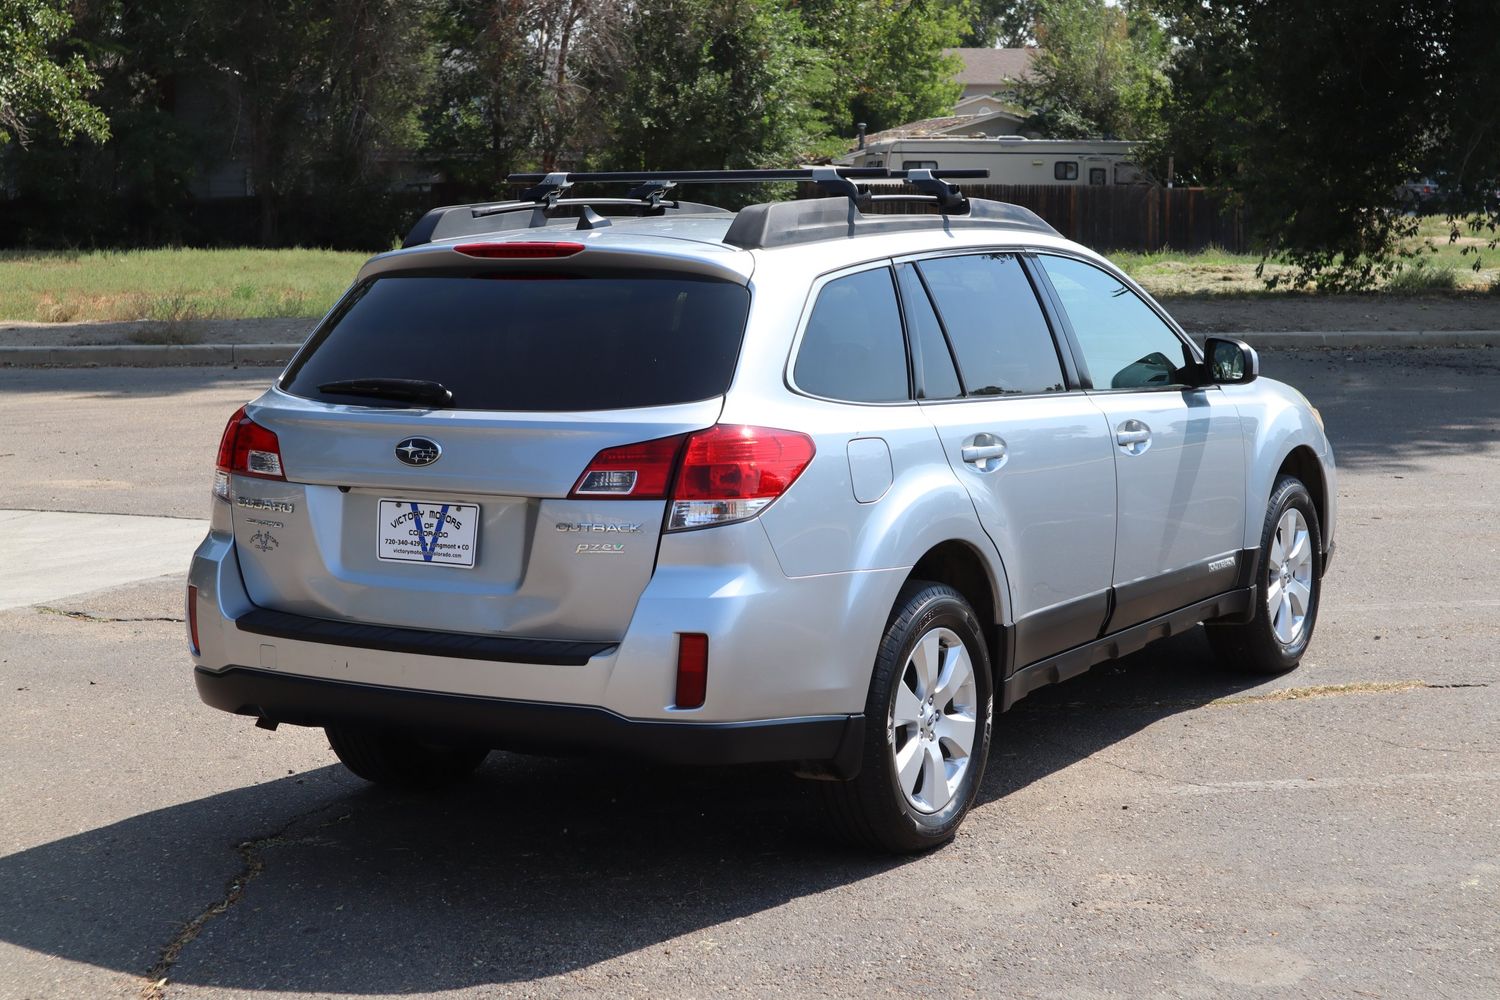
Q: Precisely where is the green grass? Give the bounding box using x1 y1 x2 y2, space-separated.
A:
1114 216 1499 297
0 247 366 323
1 224 1496 324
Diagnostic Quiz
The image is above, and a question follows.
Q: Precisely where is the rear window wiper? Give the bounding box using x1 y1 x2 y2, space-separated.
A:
317 378 454 407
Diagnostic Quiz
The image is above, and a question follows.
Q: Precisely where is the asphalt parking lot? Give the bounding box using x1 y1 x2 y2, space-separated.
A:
1 350 1497 999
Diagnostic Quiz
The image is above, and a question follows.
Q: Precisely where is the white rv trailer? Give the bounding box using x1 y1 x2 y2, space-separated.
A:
836 136 1149 187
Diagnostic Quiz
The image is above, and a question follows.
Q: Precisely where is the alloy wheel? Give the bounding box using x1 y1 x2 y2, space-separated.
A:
888 626 980 813
1266 507 1315 645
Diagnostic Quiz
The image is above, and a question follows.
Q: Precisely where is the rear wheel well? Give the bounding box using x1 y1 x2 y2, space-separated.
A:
908 542 1002 676
1277 446 1327 540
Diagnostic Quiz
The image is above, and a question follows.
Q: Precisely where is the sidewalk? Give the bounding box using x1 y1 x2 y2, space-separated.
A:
1 330 1495 367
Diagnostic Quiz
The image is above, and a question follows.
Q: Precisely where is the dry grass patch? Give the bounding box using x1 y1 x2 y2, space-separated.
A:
0 248 364 323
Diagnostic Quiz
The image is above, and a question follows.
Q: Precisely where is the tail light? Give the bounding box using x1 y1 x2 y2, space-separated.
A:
569 424 815 531
669 425 815 530
570 434 686 499
214 405 285 500
675 633 709 709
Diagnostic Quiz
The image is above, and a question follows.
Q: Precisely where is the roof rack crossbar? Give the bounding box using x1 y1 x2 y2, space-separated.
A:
471 196 685 219
503 167 990 215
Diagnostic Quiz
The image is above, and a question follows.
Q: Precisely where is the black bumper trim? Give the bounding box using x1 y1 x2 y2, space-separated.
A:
235 608 616 666
195 666 864 774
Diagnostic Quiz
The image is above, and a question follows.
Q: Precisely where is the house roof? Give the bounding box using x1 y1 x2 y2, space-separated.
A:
861 109 1027 146
943 47 1038 87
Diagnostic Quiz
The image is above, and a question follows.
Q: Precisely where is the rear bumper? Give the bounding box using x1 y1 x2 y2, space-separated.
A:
195 665 864 776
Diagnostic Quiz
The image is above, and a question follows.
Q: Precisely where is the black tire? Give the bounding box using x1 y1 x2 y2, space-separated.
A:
326 727 489 788
820 581 994 853
1207 475 1323 675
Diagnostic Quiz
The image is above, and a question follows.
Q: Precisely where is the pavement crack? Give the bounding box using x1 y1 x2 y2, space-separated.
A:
1321 726 1498 755
37 606 183 624
139 801 337 1000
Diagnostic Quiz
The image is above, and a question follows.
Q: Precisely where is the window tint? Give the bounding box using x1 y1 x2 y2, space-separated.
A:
1037 255 1193 390
282 274 749 411
902 160 939 170
1054 161 1079 180
794 268 910 402
1089 168 1107 186
916 254 1065 396
895 264 961 399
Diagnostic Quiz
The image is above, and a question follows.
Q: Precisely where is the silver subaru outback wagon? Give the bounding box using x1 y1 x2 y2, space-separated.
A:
188 168 1336 852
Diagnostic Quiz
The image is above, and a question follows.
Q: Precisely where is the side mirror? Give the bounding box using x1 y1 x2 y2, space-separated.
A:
1202 336 1259 385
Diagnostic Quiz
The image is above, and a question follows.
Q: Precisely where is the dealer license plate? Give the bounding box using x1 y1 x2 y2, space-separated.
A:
377 499 480 567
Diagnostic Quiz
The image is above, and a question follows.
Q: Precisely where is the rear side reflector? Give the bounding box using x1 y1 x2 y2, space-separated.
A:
186 585 200 655
215 405 286 491
570 434 687 499
453 241 585 259
675 633 709 709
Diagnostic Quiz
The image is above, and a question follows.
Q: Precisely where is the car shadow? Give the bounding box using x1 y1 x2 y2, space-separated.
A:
0 628 1260 993
1257 348 1500 471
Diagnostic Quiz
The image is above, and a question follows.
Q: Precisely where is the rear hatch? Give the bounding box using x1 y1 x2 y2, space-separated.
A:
227 247 751 641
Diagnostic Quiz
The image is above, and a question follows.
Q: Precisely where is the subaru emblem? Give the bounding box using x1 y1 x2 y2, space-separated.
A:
395 437 442 467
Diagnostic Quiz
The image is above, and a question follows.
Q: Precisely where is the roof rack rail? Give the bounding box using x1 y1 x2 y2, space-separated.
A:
401 167 1060 251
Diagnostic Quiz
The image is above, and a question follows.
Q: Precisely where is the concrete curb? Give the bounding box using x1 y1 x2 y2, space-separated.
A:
0 343 297 367
1192 330 1497 349
1 331 1495 368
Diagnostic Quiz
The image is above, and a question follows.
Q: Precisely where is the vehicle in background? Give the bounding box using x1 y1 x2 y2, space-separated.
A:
837 137 1149 187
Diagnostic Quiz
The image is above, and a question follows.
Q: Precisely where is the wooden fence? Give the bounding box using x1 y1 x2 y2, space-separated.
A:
812 184 1247 254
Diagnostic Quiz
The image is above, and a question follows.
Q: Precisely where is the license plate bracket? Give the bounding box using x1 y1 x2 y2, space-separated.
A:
377 499 480 568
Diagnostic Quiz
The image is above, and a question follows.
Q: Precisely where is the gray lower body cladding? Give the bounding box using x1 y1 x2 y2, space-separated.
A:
195 665 865 776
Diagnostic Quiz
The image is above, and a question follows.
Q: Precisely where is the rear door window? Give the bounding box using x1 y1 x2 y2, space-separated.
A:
916 253 1066 396
793 267 910 403
281 273 750 411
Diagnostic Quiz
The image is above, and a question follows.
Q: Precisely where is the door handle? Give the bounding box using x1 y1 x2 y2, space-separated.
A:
960 434 1007 472
961 443 1007 462
1115 419 1152 455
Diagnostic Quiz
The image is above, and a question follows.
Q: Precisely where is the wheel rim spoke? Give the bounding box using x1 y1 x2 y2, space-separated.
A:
910 631 941 697
1287 578 1312 617
932 643 973 709
892 679 923 726
922 742 952 811
936 713 976 757
1265 575 1283 608
895 738 924 797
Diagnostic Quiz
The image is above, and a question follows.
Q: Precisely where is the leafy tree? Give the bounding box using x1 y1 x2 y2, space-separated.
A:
1155 0 1500 290
1013 0 1168 142
601 0 833 179
954 0 1038 48
798 1 967 136
197 0 436 244
0 0 108 147
425 0 628 191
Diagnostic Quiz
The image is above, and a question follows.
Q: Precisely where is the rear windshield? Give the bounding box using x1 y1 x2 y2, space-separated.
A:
281 273 751 411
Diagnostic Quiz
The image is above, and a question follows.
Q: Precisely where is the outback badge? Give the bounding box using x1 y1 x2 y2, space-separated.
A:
395 437 442 467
